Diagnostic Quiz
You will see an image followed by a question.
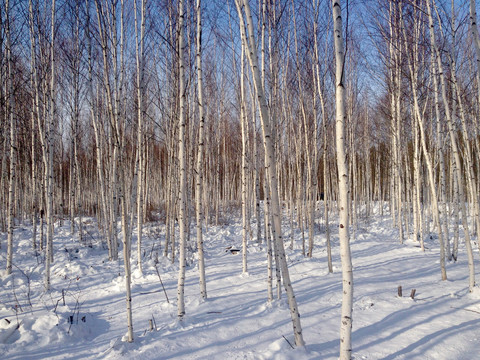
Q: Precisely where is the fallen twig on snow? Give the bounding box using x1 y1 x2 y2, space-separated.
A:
450 306 480 315
282 335 294 349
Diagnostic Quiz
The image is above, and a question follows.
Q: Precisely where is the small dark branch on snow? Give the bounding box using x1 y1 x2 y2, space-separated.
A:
282 335 294 349
154 262 170 303
152 315 158 331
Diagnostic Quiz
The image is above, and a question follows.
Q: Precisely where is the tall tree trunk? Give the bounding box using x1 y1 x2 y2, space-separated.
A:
312 2 332 270
469 0 480 109
240 31 249 274
27 0 38 252
177 0 187 319
45 0 57 291
86 2 111 254
134 0 146 275
426 0 474 289
448 1 480 255
195 0 207 299
120 177 134 342
235 0 305 347
5 0 15 275
401 0 446 280
332 0 354 357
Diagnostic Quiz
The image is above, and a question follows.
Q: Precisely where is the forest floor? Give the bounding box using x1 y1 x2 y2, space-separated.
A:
1 209 480 359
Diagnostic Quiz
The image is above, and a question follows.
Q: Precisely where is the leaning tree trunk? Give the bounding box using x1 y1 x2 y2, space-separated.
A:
426 0 474 290
451 58 480 260
235 0 305 347
448 0 480 255
401 1 447 281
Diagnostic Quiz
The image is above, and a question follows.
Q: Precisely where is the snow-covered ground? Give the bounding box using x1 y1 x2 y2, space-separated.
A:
1 210 480 359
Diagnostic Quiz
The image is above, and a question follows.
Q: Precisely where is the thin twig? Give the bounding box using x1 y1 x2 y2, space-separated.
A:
138 289 162 295
282 335 294 349
450 306 480 315
154 262 169 303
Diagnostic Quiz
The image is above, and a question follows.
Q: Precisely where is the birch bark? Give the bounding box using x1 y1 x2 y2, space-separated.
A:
235 0 305 346
5 0 15 275
332 0 353 357
426 0 475 289
134 0 146 275
45 0 57 290
401 1 446 280
240 32 249 274
195 0 207 299
177 0 187 319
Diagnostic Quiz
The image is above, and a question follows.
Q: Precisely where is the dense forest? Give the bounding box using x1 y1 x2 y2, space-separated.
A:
1 0 480 358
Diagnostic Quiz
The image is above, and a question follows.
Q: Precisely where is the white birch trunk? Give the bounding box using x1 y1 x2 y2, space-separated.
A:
413 115 424 250
426 0 474 289
332 1 353 357
451 60 480 257
324 129 333 273
235 0 305 346
428 27 449 259
94 0 121 261
447 8 480 256
134 0 146 275
195 0 207 299
86 6 110 254
5 0 15 275
313 9 333 270
45 0 56 291
30 62 37 251
177 0 187 319
452 161 460 261
240 33 249 274
470 0 480 108
400 1 446 280
120 185 134 342
291 2 315 258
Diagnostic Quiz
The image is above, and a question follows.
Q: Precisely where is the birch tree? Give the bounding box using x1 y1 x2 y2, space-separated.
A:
64 0 84 244
5 0 15 275
134 0 146 275
235 0 305 347
312 0 333 272
469 0 480 108
426 0 475 290
94 0 134 341
177 0 188 319
401 0 447 281
195 0 207 299
94 0 122 261
332 0 354 357
240 27 249 275
45 0 57 291
85 0 111 259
